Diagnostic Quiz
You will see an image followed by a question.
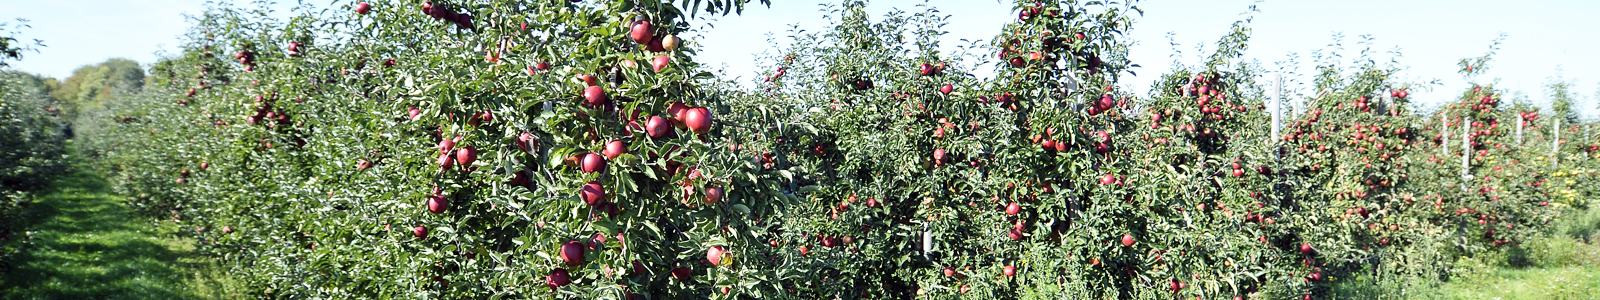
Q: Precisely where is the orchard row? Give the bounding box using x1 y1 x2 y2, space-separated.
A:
74 0 1596 299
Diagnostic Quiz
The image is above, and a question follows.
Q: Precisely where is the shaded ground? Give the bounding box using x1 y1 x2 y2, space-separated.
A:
0 157 230 299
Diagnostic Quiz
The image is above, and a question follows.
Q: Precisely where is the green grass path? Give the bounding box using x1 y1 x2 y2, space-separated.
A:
1 160 227 299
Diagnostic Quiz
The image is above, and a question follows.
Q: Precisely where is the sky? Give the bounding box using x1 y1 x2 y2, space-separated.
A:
4 0 1597 116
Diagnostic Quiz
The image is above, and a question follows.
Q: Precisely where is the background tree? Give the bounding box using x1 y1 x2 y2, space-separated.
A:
1546 72 1578 124
52 58 143 116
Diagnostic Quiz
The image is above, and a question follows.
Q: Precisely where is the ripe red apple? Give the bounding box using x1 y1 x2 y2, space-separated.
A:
705 186 725 203
943 267 956 277
1121 233 1135 246
509 170 529 186
670 266 691 281
603 140 627 159
933 149 948 166
1003 265 1016 277
685 107 712 134
426 195 449 214
356 159 372 170
940 84 953 95
652 55 671 72
580 181 605 206
455 146 477 167
199 162 209 169
516 132 537 152
706 246 727 266
438 138 456 152
436 152 455 170
413 225 428 239
580 152 605 173
1006 202 1021 215
578 74 598 86
408 106 421 121
668 101 690 120
546 268 571 289
583 86 608 107
646 116 674 138
630 20 654 44
355 2 371 14
1299 243 1313 254
560 241 585 266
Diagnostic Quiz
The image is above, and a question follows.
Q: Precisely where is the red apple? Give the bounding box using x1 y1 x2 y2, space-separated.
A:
671 266 691 281
940 84 953 95
705 186 725 203
652 55 671 72
516 132 537 152
630 20 654 45
455 146 477 167
668 101 690 120
1121 233 1135 246
580 152 605 173
560 241 585 266
1006 202 1021 215
355 2 371 14
546 268 571 289
943 267 956 277
357 159 372 170
706 246 727 266
509 170 529 186
919 63 934 76
426 195 449 214
580 181 605 206
436 152 455 170
583 86 608 107
1299 243 1313 254
408 106 421 121
438 139 456 152
413 225 428 239
646 116 674 138
603 140 627 159
684 107 712 134
1003 265 1016 277
578 74 598 86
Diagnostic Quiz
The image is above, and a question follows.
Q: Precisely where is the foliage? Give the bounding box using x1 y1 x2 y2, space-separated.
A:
71 0 1600 299
0 61 70 281
53 58 145 117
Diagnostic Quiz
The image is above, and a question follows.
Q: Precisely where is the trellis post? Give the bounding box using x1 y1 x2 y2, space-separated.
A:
1271 74 1282 143
1462 117 1471 180
1553 118 1561 168
1516 114 1524 145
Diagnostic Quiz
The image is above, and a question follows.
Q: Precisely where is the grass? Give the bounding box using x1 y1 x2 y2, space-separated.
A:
1332 206 1600 300
1430 264 1600 300
0 151 238 300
